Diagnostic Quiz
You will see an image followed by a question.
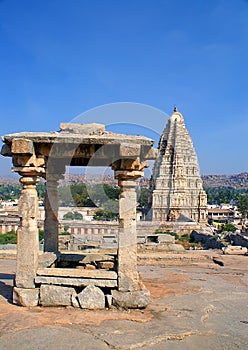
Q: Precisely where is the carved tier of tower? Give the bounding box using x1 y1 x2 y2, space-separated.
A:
150 108 208 223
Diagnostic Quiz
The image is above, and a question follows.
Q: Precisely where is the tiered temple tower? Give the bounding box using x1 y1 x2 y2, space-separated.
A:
150 108 207 223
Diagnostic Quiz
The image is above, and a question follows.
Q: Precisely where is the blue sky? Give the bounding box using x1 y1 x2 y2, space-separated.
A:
1 0 248 176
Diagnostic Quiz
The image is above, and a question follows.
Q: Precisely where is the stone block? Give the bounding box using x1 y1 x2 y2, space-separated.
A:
38 252 58 268
11 138 34 154
78 285 105 309
111 288 150 309
40 285 75 306
13 287 39 307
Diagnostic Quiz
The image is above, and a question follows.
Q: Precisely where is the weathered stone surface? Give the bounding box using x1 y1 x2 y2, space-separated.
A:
40 285 75 306
223 246 248 255
37 268 117 279
96 261 115 270
111 288 150 309
150 108 208 223
78 285 105 309
165 243 185 251
35 276 118 288
13 287 39 307
38 252 58 268
157 234 175 243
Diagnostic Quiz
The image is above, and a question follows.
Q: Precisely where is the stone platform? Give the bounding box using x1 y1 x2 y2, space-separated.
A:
1 255 248 349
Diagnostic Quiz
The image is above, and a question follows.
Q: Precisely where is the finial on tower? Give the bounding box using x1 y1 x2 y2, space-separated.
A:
174 105 177 112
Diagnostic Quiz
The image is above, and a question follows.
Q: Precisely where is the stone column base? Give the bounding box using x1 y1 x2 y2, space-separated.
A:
111 285 150 309
13 287 39 307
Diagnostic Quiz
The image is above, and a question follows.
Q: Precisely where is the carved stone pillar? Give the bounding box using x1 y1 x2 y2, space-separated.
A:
16 174 40 288
44 175 60 252
115 170 143 292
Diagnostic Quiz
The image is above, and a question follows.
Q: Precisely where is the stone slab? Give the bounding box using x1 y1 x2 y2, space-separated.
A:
37 268 117 279
78 285 105 309
35 276 117 288
13 287 39 307
40 285 75 306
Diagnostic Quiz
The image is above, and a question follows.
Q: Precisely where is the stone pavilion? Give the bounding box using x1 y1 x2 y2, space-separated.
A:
1 123 156 308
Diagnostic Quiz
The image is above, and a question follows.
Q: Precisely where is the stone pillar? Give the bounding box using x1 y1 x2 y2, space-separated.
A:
115 171 143 292
16 174 40 288
44 175 60 252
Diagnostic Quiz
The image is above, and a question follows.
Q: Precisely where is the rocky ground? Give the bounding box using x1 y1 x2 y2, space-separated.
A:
0 254 248 349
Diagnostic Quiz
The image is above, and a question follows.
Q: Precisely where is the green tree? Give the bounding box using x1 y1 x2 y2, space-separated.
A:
63 212 75 220
137 188 149 207
93 209 118 221
0 231 17 244
74 211 83 220
237 194 248 227
221 223 236 233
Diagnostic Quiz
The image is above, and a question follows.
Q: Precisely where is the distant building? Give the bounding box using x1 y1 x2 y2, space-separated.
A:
149 108 208 223
208 208 235 224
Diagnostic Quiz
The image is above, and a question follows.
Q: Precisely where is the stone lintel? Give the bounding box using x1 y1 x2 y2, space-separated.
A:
35 276 117 288
11 138 34 154
37 268 117 280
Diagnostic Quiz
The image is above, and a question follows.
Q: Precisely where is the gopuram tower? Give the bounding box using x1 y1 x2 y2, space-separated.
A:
150 107 207 223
